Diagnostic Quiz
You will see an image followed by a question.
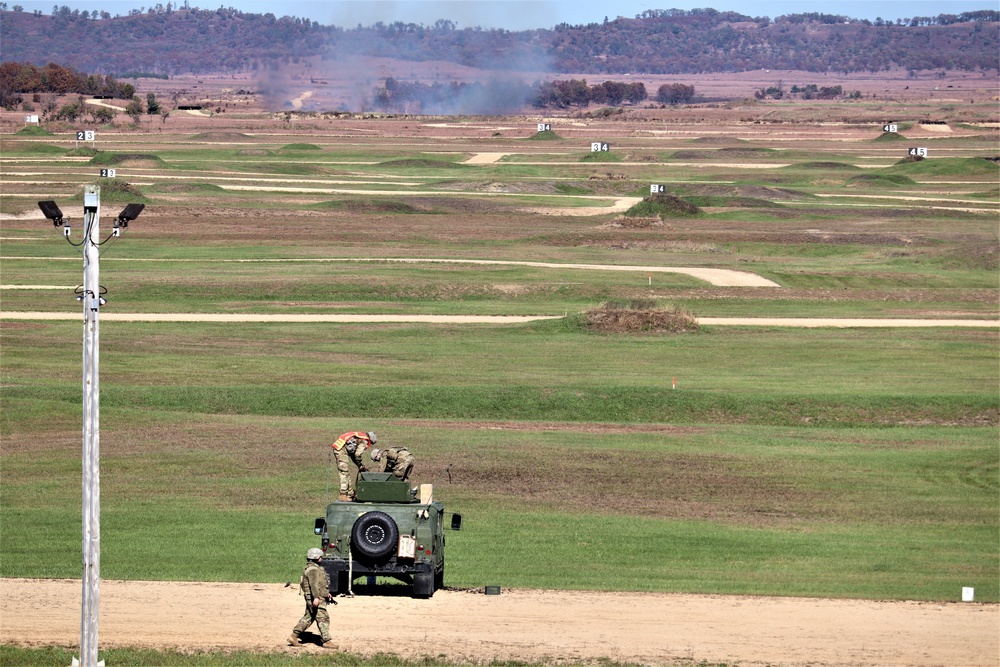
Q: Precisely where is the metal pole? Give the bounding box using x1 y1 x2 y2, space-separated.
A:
80 185 102 667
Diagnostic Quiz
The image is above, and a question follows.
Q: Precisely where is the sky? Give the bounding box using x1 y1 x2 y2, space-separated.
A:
13 0 995 31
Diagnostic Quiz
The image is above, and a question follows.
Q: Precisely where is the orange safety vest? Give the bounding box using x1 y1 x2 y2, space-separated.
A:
331 431 372 451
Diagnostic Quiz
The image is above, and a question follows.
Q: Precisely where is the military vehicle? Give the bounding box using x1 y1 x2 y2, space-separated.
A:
312 472 462 598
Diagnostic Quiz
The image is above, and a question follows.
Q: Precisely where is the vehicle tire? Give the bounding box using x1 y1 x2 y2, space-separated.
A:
330 572 347 595
414 571 434 598
335 570 350 594
351 511 399 560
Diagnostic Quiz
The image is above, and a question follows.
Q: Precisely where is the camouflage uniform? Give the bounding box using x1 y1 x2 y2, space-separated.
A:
291 560 333 644
331 431 374 498
379 447 415 481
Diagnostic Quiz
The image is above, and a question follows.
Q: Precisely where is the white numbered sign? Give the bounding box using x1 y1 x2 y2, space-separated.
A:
882 124 898 133
650 184 666 194
100 169 116 178
537 123 551 132
24 115 39 124
77 130 95 141
591 142 610 152
908 147 928 157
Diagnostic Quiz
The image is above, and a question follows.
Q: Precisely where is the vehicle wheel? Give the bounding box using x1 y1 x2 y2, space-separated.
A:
414 571 434 598
351 511 399 560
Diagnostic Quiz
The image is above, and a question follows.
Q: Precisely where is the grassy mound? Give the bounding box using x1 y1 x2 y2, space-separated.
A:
683 196 784 208
8 142 65 155
280 143 323 151
848 174 917 187
64 146 100 157
311 199 426 214
15 125 53 136
795 161 861 170
90 178 149 203
149 183 226 194
237 149 273 157
874 132 907 141
580 151 623 163
624 192 701 218
89 152 166 167
717 146 776 155
668 150 706 159
378 158 466 169
885 157 1000 176
528 129 562 140
586 301 699 334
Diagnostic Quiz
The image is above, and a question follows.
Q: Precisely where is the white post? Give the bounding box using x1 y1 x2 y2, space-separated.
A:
80 185 103 667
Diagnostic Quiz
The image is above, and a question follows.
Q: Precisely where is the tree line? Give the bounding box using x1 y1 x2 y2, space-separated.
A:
371 77 697 113
0 61 137 108
1 6 996 76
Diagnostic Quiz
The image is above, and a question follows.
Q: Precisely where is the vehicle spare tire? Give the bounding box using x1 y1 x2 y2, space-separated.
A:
351 511 399 560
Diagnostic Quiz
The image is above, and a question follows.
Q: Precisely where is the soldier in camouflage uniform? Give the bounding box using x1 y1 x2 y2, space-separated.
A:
330 431 376 501
288 548 335 648
370 446 415 481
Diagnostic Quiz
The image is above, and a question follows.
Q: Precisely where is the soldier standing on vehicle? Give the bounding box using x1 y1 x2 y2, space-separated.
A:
370 446 415 482
331 431 376 501
289 548 336 648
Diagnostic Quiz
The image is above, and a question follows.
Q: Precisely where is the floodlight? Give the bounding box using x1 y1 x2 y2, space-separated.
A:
115 203 145 228
38 200 65 225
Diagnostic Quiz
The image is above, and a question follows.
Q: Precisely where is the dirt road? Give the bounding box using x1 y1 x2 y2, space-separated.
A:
1 579 995 666
2 312 997 327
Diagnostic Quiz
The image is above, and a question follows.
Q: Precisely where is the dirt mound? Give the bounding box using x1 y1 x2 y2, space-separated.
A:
604 216 666 229
689 136 745 144
717 146 776 155
624 193 701 218
90 153 165 167
587 302 699 333
189 132 254 141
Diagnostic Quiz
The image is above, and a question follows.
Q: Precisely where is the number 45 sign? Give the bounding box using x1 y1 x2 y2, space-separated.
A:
909 147 928 158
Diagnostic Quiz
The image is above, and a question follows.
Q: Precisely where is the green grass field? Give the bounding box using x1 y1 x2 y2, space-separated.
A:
1 106 997 614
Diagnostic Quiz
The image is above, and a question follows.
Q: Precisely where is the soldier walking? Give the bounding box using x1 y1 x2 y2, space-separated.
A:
288 548 336 649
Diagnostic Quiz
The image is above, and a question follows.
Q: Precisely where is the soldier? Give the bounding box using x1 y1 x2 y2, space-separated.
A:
330 431 376 501
288 548 336 649
370 446 415 482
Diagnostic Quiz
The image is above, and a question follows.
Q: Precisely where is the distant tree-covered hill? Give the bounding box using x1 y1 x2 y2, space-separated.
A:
0 5 996 77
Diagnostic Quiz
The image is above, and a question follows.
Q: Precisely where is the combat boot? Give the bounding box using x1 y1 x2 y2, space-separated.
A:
337 493 353 502
320 641 338 650
287 633 301 646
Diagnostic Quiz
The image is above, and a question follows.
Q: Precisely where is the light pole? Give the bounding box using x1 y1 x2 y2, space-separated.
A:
38 187 144 667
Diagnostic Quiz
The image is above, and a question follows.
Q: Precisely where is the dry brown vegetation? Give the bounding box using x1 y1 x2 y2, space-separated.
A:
586 301 699 333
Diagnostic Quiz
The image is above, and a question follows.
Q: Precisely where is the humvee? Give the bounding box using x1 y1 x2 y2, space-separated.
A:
312 472 462 598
